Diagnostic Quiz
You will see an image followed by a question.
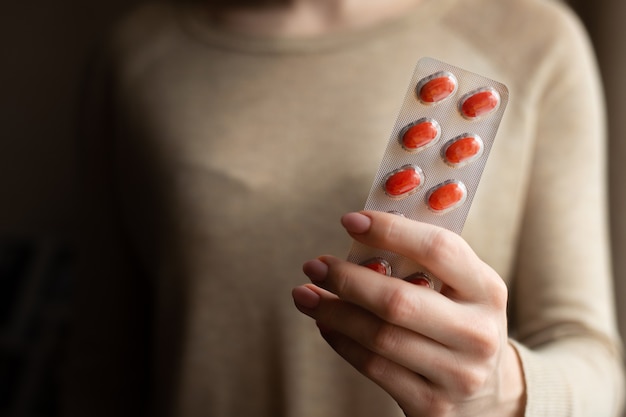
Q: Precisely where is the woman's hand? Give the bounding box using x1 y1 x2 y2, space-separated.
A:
292 211 525 417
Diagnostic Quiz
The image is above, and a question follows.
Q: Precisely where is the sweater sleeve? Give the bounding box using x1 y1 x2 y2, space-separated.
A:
510 2 625 415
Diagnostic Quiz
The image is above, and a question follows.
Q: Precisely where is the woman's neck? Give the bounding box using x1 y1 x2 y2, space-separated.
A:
209 0 423 37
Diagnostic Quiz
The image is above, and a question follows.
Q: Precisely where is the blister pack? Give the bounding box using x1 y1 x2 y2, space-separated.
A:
346 57 509 290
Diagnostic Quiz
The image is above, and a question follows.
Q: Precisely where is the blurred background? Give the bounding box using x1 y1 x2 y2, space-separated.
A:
0 0 624 416
0 1 149 415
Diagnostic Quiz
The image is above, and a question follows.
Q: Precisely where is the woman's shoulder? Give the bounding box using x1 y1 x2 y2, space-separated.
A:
106 2 188 64
443 0 591 56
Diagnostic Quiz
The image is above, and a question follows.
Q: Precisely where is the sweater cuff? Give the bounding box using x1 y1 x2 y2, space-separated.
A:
509 339 572 417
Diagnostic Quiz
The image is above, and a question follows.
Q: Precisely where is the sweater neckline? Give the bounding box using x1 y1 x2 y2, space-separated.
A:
178 0 458 55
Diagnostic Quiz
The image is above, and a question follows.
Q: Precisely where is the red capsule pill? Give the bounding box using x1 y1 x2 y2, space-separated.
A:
383 164 424 199
442 134 484 167
404 272 433 288
399 118 441 152
417 72 457 104
459 87 500 119
361 257 392 276
426 180 467 213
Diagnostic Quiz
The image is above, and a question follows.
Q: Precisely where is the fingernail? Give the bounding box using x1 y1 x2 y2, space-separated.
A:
292 286 320 309
341 212 372 234
302 259 328 283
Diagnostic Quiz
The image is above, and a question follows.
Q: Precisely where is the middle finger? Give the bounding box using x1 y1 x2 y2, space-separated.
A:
303 256 481 348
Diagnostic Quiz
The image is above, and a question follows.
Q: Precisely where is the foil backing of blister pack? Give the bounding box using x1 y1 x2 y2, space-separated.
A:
347 57 509 290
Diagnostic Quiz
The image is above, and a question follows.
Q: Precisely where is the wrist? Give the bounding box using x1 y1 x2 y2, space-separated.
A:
498 341 526 417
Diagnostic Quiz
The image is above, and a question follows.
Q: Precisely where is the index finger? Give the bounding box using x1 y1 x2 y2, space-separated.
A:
342 211 501 301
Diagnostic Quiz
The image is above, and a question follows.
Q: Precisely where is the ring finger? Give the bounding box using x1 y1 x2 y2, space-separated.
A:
293 283 468 388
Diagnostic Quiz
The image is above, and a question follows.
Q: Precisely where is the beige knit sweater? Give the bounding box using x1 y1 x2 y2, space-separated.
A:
68 0 625 416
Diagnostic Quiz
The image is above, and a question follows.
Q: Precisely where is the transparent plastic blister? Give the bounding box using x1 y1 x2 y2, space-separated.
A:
347 57 509 290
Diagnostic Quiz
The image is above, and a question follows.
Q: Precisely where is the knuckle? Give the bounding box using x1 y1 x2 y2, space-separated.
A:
381 287 419 323
330 262 353 294
424 227 461 263
475 324 499 356
379 214 404 245
359 351 391 382
464 318 500 359
370 321 402 355
490 276 509 309
477 264 509 308
423 394 454 417
454 364 490 397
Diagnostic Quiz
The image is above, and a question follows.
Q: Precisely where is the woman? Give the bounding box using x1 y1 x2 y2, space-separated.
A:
71 0 625 415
